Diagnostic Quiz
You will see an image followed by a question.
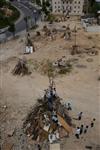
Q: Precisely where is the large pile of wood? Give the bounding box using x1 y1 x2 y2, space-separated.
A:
23 84 73 145
12 58 30 76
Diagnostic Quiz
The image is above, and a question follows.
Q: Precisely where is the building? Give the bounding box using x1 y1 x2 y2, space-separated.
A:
52 0 84 16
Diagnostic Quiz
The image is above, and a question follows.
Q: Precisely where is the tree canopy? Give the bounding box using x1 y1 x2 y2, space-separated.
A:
88 0 100 14
0 0 7 7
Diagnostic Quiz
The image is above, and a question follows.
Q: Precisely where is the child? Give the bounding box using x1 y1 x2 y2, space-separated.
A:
78 112 83 120
75 127 80 139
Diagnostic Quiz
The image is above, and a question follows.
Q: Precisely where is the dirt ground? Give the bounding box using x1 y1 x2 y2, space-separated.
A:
0 20 100 150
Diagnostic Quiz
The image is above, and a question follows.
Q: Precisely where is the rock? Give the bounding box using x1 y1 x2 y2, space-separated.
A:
86 58 93 62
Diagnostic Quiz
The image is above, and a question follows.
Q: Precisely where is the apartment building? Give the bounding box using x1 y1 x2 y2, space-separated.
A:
52 0 84 15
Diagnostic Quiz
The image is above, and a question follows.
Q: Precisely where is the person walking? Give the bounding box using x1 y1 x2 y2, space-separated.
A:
84 125 89 134
80 125 84 135
78 112 83 120
67 103 72 111
75 127 80 139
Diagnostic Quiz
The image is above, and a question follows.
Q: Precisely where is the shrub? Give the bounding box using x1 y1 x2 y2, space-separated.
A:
0 3 20 29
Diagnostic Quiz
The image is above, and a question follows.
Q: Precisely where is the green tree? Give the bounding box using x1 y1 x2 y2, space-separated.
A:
36 0 41 6
45 0 50 7
42 0 50 15
0 0 7 7
8 23 16 37
88 1 100 14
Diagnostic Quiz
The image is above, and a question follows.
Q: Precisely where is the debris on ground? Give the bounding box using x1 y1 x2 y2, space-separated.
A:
36 31 41 36
43 25 51 36
25 33 35 54
37 58 73 77
71 45 98 56
85 48 98 56
23 82 73 146
12 58 31 76
52 57 73 74
71 45 81 55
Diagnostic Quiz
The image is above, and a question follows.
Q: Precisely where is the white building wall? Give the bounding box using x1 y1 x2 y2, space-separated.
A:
52 0 62 14
52 0 84 15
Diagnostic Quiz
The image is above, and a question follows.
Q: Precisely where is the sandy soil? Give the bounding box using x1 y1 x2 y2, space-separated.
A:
0 20 100 150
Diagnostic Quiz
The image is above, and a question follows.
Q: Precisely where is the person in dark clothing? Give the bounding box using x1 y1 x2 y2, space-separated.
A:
93 118 96 121
67 103 72 110
37 144 41 150
91 121 94 127
53 88 56 98
84 125 89 134
78 112 83 120
80 125 84 135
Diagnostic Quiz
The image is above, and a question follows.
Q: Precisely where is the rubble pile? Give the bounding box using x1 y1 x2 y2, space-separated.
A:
53 57 73 74
23 85 72 145
12 58 31 76
71 45 98 56
38 58 73 77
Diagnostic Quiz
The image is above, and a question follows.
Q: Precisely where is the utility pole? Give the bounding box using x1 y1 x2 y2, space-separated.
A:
74 25 77 46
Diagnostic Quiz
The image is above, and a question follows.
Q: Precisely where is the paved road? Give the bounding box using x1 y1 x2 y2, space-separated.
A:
6 1 41 38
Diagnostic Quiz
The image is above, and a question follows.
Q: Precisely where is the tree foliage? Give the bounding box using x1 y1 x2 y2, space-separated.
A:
42 0 50 15
88 1 100 14
36 0 41 6
0 0 7 7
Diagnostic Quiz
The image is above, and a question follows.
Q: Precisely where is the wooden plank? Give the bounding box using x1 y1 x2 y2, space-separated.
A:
2 142 14 150
57 114 72 133
39 129 49 142
50 143 60 150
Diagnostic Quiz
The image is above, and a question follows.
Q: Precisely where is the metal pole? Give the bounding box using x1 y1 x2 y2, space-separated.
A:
75 25 77 46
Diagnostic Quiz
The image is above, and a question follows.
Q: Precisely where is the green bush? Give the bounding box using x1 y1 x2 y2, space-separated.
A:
88 1 100 14
47 14 55 22
0 3 20 29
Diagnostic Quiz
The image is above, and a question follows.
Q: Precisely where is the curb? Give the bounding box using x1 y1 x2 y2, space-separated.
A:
11 3 25 25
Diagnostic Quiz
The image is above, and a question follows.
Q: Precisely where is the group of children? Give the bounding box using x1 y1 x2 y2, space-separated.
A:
64 102 96 140
75 118 96 139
